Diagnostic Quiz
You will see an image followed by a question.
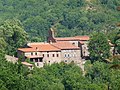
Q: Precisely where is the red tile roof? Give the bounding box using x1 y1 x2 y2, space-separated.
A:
51 42 79 50
29 43 61 51
18 48 37 52
55 36 89 41
18 43 61 52
18 41 80 53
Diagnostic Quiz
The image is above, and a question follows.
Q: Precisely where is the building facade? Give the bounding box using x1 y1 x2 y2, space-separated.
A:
18 28 90 67
47 28 90 58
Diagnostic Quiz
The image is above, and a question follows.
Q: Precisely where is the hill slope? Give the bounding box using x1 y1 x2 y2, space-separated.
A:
0 0 120 41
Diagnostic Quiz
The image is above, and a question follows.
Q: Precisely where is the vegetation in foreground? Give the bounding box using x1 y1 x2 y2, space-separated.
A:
0 51 120 90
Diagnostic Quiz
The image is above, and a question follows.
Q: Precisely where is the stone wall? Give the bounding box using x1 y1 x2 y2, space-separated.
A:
61 49 81 63
42 51 61 64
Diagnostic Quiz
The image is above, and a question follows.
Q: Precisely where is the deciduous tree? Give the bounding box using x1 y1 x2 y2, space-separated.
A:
88 32 110 62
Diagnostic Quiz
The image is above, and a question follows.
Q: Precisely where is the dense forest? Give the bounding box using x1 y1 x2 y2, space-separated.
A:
0 0 120 41
0 0 120 90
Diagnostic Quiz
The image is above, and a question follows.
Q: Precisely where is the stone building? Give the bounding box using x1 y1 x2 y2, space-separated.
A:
47 28 90 58
18 28 90 67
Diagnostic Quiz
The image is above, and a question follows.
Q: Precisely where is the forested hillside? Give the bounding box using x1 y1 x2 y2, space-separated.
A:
0 0 120 41
0 0 120 90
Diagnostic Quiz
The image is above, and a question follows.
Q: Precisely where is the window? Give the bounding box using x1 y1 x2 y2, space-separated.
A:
52 54 55 57
35 59 38 62
47 54 49 57
64 54 67 58
31 52 33 55
57 54 59 57
30 59 33 62
72 42 75 45
37 63 39 66
68 54 69 57
36 47 38 50
43 54 44 57
35 52 37 55
64 60 67 62
40 59 43 62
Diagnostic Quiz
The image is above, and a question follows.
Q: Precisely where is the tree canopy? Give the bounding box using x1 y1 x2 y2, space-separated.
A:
0 0 119 41
114 29 120 54
0 19 28 55
0 0 120 90
88 32 110 62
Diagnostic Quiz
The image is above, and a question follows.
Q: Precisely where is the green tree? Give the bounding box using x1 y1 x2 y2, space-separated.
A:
85 60 120 90
114 29 120 54
0 19 28 55
88 32 110 62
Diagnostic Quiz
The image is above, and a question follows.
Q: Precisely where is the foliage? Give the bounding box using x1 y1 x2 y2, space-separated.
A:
0 0 120 90
1 54 120 90
114 29 120 54
0 0 119 40
88 32 110 62
85 60 120 90
0 19 28 56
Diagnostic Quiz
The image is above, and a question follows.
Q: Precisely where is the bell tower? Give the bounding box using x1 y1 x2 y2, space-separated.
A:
49 28 55 38
47 28 56 43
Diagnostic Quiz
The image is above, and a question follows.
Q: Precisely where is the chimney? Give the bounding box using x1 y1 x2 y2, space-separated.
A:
50 40 52 44
36 47 39 51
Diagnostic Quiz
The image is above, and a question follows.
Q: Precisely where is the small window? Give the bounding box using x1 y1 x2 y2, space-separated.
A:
64 54 67 58
30 59 33 62
47 54 49 57
36 47 38 50
35 52 37 55
31 52 33 55
57 54 59 57
40 59 43 62
64 60 67 62
72 42 75 45
53 54 55 57
43 54 44 57
68 54 69 57
35 59 38 62
37 63 39 66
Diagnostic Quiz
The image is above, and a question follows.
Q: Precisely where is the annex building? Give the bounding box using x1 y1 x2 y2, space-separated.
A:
18 28 90 68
